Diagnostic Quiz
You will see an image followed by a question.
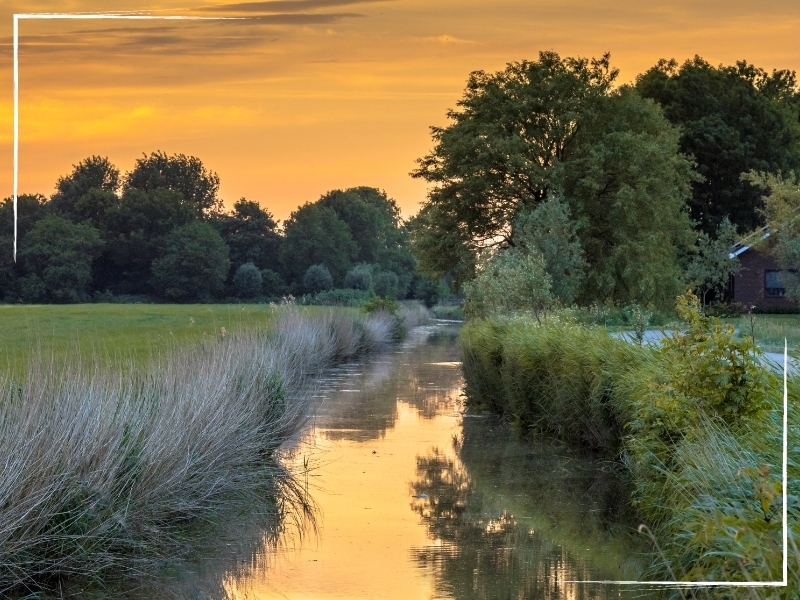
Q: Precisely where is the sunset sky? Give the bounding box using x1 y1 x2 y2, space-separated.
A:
1 0 799 223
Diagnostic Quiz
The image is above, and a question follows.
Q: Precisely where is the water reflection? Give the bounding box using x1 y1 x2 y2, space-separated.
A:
409 419 658 599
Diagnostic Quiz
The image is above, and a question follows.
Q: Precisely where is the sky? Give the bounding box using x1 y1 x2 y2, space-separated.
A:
1 0 799 223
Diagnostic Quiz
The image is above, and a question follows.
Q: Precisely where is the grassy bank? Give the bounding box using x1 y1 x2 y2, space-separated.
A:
0 306 397 595
460 297 799 596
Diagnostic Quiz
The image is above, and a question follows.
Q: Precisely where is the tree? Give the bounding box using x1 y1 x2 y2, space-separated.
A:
743 171 800 298
513 195 586 304
412 52 695 309
636 57 800 235
280 203 358 286
686 217 741 308
233 262 262 298
50 156 119 219
462 249 553 321
123 151 222 217
210 198 281 273
19 215 103 303
150 222 230 301
98 187 196 294
412 51 618 256
373 271 399 299
0 194 48 299
302 264 334 294
344 263 373 291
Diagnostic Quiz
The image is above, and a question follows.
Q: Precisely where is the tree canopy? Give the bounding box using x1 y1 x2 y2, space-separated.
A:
636 57 800 235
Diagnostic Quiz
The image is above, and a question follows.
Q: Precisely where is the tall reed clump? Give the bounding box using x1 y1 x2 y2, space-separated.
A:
460 294 799 596
0 307 394 594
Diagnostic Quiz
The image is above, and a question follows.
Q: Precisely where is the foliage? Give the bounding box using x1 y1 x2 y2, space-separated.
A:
462 249 553 320
373 270 399 299
19 216 104 303
210 198 281 273
297 288 372 307
636 57 800 235
150 222 230 302
459 292 796 595
302 264 334 294
744 170 800 298
233 262 262 298
513 195 586 304
629 304 652 346
686 217 741 307
0 194 48 299
363 295 400 314
49 156 120 219
410 273 444 308
344 263 373 291
123 151 222 217
281 203 358 285
260 268 286 297
411 53 695 309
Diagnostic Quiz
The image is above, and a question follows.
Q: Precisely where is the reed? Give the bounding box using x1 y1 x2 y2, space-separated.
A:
0 306 394 594
460 304 799 598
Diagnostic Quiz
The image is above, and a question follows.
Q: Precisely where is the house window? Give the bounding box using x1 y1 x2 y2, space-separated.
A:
765 270 787 297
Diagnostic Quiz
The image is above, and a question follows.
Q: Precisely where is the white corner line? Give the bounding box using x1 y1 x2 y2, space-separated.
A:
12 11 250 261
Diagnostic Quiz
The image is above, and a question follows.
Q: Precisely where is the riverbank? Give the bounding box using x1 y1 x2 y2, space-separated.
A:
460 295 799 597
0 306 400 596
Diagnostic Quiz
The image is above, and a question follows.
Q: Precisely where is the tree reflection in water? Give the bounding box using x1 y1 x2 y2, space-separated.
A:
409 419 658 600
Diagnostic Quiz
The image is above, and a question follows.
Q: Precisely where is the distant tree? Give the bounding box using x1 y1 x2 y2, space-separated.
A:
19 215 103 303
302 264 334 293
210 198 281 273
373 271 399 299
463 249 554 321
50 156 119 219
281 203 358 285
233 262 262 298
513 195 586 304
150 222 230 301
636 57 800 234
686 217 741 308
744 171 800 298
410 274 443 308
72 188 118 229
344 263 373 291
98 187 196 294
260 268 286 297
124 151 222 217
0 194 48 299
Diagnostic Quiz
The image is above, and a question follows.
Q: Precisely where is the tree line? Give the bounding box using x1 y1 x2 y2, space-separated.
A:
0 152 437 304
409 52 800 312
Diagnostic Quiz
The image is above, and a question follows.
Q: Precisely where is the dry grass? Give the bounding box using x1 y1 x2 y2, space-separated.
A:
0 306 393 594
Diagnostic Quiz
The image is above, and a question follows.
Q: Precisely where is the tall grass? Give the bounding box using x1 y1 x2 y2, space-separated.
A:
460 309 799 597
0 307 394 594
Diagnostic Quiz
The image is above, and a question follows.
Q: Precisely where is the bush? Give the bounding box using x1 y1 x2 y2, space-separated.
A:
297 288 372 306
302 264 334 294
344 264 373 291
373 271 399 299
260 268 286 297
233 262 262 298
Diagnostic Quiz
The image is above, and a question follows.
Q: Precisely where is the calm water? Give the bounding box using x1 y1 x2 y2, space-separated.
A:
138 323 661 599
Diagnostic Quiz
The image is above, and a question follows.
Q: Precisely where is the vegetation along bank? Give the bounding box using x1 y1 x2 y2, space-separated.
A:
0 304 426 595
461 293 799 596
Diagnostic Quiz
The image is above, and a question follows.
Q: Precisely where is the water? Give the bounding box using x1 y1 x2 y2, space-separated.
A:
138 323 660 599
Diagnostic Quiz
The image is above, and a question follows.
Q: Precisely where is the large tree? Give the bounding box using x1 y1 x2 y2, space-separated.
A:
210 198 281 274
412 52 696 308
49 156 120 220
636 57 800 235
123 151 222 217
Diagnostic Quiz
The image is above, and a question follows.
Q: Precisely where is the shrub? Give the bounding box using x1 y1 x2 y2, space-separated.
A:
298 288 372 306
233 262 262 298
344 263 373 291
373 271 399 299
260 268 286 297
302 264 334 294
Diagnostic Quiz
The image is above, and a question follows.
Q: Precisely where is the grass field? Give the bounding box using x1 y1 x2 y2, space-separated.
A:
0 303 319 375
724 313 800 352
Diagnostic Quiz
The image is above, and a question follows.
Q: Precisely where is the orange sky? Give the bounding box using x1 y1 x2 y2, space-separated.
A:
1 0 799 223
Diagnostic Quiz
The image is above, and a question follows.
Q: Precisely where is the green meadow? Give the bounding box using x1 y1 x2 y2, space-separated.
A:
0 303 309 375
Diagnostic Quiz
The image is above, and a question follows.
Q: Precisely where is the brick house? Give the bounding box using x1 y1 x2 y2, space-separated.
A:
729 228 797 310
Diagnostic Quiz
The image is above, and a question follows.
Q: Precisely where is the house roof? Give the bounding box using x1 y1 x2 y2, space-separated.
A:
729 225 770 259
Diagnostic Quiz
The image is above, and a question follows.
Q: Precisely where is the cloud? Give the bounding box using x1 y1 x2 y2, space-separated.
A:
195 0 390 14
423 35 477 45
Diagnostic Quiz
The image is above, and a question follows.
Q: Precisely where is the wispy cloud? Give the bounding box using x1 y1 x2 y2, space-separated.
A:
196 0 391 14
423 35 477 45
